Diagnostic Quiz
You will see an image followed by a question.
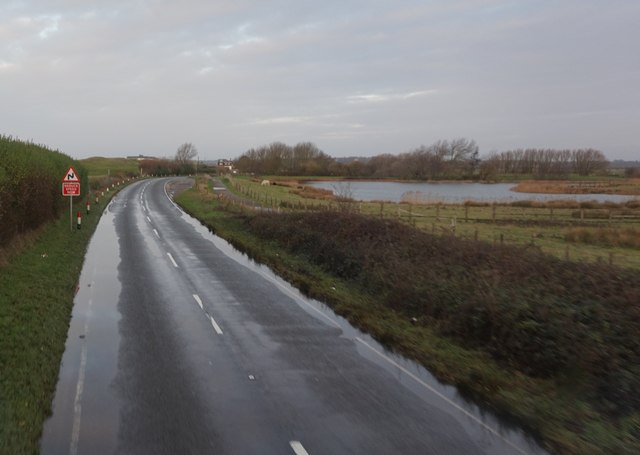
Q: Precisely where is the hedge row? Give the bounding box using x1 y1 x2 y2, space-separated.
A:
0 135 86 247
248 210 640 419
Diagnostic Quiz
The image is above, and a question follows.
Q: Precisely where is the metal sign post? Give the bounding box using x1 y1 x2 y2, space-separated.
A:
62 166 81 231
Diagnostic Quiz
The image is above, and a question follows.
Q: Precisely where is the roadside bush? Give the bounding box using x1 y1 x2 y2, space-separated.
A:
248 210 640 417
0 135 86 247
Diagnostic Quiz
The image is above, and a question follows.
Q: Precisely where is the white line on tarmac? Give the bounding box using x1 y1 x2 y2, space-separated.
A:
70 265 97 455
153 229 159 238
355 337 529 455
146 216 151 222
69 327 88 455
289 441 310 455
210 316 223 335
193 294 204 310
167 252 179 268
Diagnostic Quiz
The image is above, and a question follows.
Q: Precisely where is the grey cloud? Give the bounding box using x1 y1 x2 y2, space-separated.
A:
0 0 638 159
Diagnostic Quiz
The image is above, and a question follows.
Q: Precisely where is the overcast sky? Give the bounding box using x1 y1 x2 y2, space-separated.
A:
1 0 639 160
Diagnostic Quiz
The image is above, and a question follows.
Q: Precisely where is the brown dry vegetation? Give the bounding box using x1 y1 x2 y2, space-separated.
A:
514 179 640 195
565 227 640 249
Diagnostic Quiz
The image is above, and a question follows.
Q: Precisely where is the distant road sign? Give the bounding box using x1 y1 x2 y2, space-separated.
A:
63 166 80 182
62 182 81 196
62 166 81 196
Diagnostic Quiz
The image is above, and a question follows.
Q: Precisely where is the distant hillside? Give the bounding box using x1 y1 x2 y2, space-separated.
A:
80 156 140 177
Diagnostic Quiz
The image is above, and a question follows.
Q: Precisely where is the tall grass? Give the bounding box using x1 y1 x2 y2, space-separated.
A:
0 135 87 248
566 227 640 248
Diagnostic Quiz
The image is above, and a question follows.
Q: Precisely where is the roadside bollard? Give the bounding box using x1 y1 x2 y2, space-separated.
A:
77 211 82 230
86 201 91 214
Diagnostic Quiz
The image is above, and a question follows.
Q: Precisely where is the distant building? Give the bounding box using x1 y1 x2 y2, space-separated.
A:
127 154 158 161
217 159 234 171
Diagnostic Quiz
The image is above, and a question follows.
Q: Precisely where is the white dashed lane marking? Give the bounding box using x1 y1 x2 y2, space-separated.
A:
193 294 223 335
167 252 179 268
209 316 223 335
290 441 310 455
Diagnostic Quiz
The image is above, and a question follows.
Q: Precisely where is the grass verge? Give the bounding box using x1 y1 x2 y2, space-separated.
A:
0 196 113 455
177 186 640 455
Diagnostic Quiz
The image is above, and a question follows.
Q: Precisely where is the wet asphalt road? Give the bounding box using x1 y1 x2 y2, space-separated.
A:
40 178 548 455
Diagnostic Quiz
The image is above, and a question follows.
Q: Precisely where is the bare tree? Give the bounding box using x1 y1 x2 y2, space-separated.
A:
175 142 198 164
332 182 355 212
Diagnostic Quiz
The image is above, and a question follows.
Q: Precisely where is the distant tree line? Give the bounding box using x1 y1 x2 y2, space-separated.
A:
139 159 181 176
479 148 609 179
235 142 335 176
345 138 479 179
234 140 610 179
234 139 480 179
139 142 199 176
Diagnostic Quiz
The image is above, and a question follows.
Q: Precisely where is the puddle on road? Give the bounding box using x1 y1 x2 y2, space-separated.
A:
175 200 550 455
40 199 123 455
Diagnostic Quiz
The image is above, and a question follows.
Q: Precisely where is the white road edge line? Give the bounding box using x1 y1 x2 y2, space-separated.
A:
69 265 98 455
163 181 183 211
193 294 204 310
289 440 310 455
153 229 160 238
146 216 151 222
210 316 223 335
354 338 529 455
69 332 88 455
167 252 179 268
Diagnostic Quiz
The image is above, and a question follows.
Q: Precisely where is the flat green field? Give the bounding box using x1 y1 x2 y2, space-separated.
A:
224 176 640 270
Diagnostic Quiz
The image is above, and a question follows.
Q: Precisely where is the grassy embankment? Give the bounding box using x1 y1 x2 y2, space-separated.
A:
0 150 126 454
79 156 140 178
177 177 640 454
0 205 109 454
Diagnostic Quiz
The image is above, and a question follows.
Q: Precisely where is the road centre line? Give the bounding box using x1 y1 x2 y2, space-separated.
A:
193 294 223 335
289 441 310 455
193 294 204 310
209 316 223 335
354 337 528 455
166 252 179 268
153 229 159 238
146 216 151 222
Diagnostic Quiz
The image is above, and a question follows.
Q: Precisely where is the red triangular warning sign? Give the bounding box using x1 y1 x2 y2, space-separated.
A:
62 166 80 182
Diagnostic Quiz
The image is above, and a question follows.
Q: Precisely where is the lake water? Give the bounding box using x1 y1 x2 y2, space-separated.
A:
307 181 638 204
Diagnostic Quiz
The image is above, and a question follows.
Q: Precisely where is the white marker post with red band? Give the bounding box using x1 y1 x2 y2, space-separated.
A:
62 166 81 231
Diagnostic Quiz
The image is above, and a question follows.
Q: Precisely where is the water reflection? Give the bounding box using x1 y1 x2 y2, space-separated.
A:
308 181 637 204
